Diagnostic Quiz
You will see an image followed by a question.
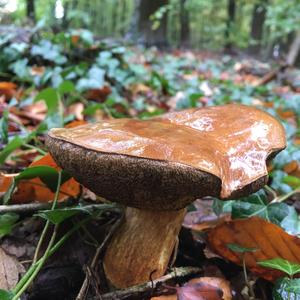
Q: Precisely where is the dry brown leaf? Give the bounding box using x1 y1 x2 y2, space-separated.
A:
151 295 176 300
186 277 232 300
183 199 230 231
0 82 17 100
30 66 46 76
283 160 300 177
0 247 23 290
208 216 300 281
151 277 231 300
85 86 111 102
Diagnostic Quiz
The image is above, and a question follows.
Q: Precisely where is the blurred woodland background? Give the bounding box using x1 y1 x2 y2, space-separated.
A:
0 0 300 63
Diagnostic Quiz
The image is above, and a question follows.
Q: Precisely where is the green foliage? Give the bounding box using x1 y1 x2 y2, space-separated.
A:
258 258 300 277
227 243 257 253
273 278 300 300
0 213 19 237
0 290 14 300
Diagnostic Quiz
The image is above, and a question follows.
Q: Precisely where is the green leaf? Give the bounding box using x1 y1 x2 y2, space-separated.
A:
35 88 63 129
212 198 234 215
0 213 19 237
227 243 257 253
16 166 71 192
0 136 24 164
35 203 116 224
0 289 14 300
283 175 300 189
273 278 300 300
58 80 75 94
232 189 289 226
0 110 9 143
281 207 300 236
285 279 300 293
258 258 300 276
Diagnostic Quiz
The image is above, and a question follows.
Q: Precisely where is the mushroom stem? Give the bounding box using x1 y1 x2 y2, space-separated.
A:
103 207 186 288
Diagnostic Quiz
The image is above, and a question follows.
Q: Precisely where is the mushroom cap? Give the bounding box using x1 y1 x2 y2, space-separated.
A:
46 104 286 210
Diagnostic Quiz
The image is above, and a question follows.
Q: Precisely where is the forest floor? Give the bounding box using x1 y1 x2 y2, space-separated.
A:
0 28 300 300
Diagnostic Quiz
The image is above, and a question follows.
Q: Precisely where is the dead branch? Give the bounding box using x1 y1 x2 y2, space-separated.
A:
96 266 202 300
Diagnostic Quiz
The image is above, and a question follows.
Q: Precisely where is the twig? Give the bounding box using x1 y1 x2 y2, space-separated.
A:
0 202 115 214
0 202 67 214
96 266 202 300
76 215 124 300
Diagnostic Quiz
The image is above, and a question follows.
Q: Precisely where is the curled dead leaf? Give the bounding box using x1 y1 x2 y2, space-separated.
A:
208 217 300 281
151 277 231 300
0 247 24 290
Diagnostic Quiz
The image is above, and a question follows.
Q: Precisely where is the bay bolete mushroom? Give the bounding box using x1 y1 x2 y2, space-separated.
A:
46 104 286 288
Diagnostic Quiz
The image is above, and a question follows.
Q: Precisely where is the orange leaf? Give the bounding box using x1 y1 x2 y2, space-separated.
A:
0 173 14 193
283 160 300 177
0 82 17 100
12 154 80 204
208 217 300 281
65 120 87 128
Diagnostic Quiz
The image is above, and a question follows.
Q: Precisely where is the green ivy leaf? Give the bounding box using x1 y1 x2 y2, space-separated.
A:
273 278 300 300
231 190 289 225
258 258 300 276
35 88 63 129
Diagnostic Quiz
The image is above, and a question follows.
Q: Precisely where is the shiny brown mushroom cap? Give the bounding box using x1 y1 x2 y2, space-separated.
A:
46 104 286 210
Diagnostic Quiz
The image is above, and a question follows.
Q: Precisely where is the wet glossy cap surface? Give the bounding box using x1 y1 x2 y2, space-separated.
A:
48 104 286 200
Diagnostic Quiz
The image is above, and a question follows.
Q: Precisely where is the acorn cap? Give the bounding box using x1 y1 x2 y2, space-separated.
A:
46 104 286 210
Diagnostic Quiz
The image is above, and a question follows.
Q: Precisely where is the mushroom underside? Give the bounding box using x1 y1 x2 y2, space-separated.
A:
46 136 268 210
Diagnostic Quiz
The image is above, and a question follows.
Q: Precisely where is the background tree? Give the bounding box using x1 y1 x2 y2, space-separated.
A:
179 0 190 48
135 0 169 48
26 0 36 22
224 0 236 52
249 0 268 55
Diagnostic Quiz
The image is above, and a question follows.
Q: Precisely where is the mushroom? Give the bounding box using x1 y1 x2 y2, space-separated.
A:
46 104 286 288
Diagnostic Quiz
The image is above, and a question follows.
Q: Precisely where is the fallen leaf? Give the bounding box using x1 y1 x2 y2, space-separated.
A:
30 66 46 76
85 85 111 102
151 277 231 300
65 120 87 128
12 153 80 203
0 82 17 101
66 102 84 120
208 217 300 281
183 200 230 231
0 247 23 290
284 161 300 178
180 277 231 300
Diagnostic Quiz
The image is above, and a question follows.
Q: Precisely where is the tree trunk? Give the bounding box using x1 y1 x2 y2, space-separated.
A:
135 0 169 48
249 0 268 55
26 0 36 23
224 0 236 52
286 31 300 66
179 0 190 48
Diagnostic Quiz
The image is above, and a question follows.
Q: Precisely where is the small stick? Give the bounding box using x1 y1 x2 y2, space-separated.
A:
97 266 202 300
0 202 117 215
